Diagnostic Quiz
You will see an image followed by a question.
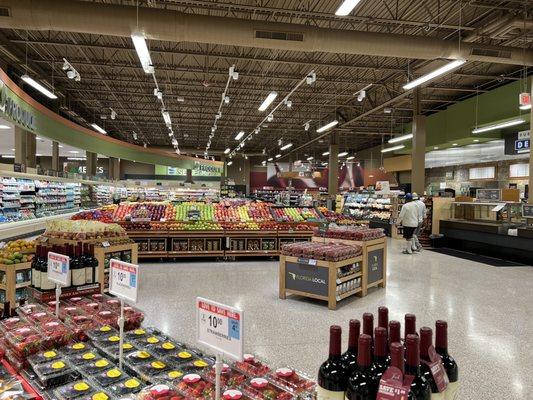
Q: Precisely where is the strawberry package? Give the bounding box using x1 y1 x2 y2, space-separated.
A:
24 310 58 325
175 373 215 399
203 363 247 388
28 349 62 366
76 356 115 376
151 368 185 384
173 358 214 375
4 325 43 357
53 380 98 400
92 367 130 388
0 317 29 333
129 359 170 383
221 389 255 400
241 377 294 400
233 354 271 377
95 310 120 329
124 327 155 343
64 315 97 342
98 341 138 362
131 332 168 349
137 383 188 400
93 332 124 349
86 325 118 342
145 340 184 358
39 320 74 349
106 376 145 397
60 342 95 358
126 350 156 366
265 368 315 397
32 359 75 388
163 349 204 365
122 305 145 331
16 303 47 319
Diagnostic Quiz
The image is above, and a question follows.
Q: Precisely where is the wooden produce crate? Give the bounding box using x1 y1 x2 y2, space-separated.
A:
279 255 363 310
94 242 138 293
225 230 278 257
168 230 224 258
0 261 32 312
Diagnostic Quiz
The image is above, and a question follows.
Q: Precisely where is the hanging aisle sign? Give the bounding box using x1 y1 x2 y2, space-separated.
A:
47 252 70 286
109 259 139 303
196 297 243 360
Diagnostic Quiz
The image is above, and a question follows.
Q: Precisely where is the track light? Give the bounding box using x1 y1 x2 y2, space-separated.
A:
304 122 310 131
235 131 245 141
381 144 405 153
224 96 230 104
322 151 330 156
66 70 76 80
357 90 366 102
131 32 154 74
224 148 231 154
285 99 292 108
110 109 117 120
316 120 339 133
306 72 316 85
227 161 233 166
161 110 171 126
338 151 349 157
21 74 58 99
403 59 466 90
267 157 273 162
229 65 239 80
177 96 185 103
280 143 293 151
267 114 274 122
91 123 106 134
307 156 314 161
275 154 282 159
62 58 81 81
259 91 278 112
154 89 163 100
388 133 413 143
335 0 363 16
132 132 138 140
472 118 525 134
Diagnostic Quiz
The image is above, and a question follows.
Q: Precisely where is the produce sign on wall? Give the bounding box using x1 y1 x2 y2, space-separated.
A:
285 262 329 296
156 165 222 177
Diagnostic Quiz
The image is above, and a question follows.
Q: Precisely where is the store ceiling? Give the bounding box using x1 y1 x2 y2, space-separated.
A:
0 0 531 160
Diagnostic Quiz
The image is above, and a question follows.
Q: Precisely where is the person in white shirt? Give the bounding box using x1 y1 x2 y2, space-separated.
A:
412 193 427 252
396 193 419 254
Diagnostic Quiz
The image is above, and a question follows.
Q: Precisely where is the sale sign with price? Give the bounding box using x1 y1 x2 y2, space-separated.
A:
109 259 139 303
47 252 70 286
196 297 243 360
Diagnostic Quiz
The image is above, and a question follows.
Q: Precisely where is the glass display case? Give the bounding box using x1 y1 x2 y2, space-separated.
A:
451 202 524 224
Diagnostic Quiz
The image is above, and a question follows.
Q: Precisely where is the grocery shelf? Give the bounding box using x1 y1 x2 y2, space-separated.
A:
337 287 362 301
0 211 80 241
336 272 362 284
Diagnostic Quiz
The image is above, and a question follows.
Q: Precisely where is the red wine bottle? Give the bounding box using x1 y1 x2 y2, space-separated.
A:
341 319 360 374
362 313 374 344
405 314 417 339
378 306 389 330
32 245 42 289
318 325 349 400
346 334 377 400
435 321 458 399
419 327 439 394
405 334 431 400
370 327 389 385
389 320 401 344
390 342 404 373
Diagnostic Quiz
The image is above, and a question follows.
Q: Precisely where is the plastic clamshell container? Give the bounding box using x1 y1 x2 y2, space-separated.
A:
125 351 155 366
220 389 254 400
32 359 75 388
233 355 271 377
92 367 130 388
28 349 62 366
106 377 145 397
128 359 170 383
175 373 215 400
94 310 119 329
0 317 29 333
163 349 204 366
137 383 188 400
61 343 96 360
240 377 294 400
73 390 115 400
98 342 138 363
265 368 316 397
150 369 185 385
24 311 59 325
16 303 47 318
4 325 43 357
53 380 98 400
130 333 168 349
203 364 247 389
86 326 118 342
144 340 185 358
76 357 115 376
39 320 74 349
173 359 214 375
65 315 97 342
123 327 162 344
93 333 123 350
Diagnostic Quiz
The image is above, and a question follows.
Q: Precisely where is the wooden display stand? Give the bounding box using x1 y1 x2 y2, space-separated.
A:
0 262 32 310
311 236 387 296
279 255 363 310
225 230 278 257
169 231 225 258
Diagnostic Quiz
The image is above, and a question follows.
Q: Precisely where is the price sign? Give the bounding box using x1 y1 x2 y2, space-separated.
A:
109 259 139 303
197 297 243 360
297 257 318 266
47 252 70 286
523 204 533 218
102 241 111 248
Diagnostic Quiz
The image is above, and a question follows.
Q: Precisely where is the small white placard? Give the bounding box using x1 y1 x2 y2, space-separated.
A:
102 241 111 248
197 297 243 360
491 204 506 212
109 259 139 303
47 252 70 286
508 228 518 237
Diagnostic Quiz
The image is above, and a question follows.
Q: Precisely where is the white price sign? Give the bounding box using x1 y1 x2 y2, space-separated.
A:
197 297 243 360
109 259 139 303
47 252 70 286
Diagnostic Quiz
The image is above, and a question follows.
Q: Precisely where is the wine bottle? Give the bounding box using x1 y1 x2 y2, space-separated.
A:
40 246 55 291
419 327 440 396
72 243 86 287
405 314 417 338
89 244 98 284
32 245 41 289
83 243 93 284
362 313 374 345
370 327 389 385
341 319 360 374
390 342 404 373
317 325 349 400
405 334 431 400
346 334 377 400
389 320 401 344
378 306 389 330
435 321 458 400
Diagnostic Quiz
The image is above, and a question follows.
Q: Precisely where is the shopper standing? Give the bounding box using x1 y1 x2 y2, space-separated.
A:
412 193 427 252
397 193 419 254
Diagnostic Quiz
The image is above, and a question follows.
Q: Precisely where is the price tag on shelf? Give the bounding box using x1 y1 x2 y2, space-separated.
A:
297 257 317 266
109 259 139 303
102 241 111 248
47 252 70 286
197 297 243 361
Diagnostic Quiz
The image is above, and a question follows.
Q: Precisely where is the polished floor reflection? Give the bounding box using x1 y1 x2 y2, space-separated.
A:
137 239 533 400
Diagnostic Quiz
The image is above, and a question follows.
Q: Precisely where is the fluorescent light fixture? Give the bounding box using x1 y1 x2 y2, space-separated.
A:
403 59 466 90
227 161 233 166
35 153 43 157
335 0 363 16
161 110 171 126
307 156 314 161
338 151 349 157
280 143 293 151
267 157 273 162
224 148 231 154
452 143 458 146
2 155 15 159
235 131 245 141
322 151 330 156
316 120 339 133
473 139 479 142
131 32 154 74
0 125 10 130
346 156 355 160
258 91 278 112
67 157 86 161
91 123 107 134
388 133 413 144
69 150 80 154
381 144 405 153
21 74 58 99
519 104 531 110
472 118 525 134
433 146 439 150
275 154 282 158
262 161 267 165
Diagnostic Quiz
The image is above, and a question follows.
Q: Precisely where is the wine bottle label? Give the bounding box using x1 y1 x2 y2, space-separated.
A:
72 269 86 286
32 270 41 287
445 381 459 400
85 267 94 284
316 387 344 400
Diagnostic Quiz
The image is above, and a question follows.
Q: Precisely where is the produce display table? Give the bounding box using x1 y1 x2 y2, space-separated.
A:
279 255 363 310
225 230 278 257
311 236 387 296
0 261 32 311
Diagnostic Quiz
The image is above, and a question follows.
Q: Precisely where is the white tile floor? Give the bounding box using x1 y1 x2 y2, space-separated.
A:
136 239 533 400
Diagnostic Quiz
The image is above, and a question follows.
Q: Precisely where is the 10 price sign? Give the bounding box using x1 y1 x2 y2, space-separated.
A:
109 259 139 303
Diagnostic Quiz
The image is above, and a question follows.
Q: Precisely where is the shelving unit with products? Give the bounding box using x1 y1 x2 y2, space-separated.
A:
342 192 392 223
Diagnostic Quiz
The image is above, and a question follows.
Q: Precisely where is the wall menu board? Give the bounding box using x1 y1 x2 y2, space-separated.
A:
523 204 533 218
476 189 501 202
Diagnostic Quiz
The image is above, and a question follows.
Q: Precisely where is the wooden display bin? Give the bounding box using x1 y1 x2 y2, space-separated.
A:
0 262 32 311
225 230 278 257
168 231 225 257
94 242 138 293
311 236 387 296
279 255 363 310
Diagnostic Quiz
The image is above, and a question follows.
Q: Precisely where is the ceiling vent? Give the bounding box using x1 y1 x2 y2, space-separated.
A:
255 30 304 42
471 47 512 59
0 7 10 17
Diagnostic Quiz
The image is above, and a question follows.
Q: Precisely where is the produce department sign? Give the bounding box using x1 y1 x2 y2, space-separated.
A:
367 248 384 284
0 78 36 131
285 262 329 297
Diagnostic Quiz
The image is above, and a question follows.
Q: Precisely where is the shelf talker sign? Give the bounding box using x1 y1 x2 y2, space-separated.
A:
197 297 243 400
109 259 140 369
47 251 71 317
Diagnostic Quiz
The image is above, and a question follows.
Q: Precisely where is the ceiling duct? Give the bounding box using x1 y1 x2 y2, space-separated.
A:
0 0 531 66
